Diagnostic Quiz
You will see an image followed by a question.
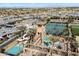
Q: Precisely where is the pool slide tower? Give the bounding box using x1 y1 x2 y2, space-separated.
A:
41 25 52 48
36 22 45 45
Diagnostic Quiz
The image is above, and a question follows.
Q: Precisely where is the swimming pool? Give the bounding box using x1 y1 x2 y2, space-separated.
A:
5 44 23 56
45 22 68 36
43 36 52 48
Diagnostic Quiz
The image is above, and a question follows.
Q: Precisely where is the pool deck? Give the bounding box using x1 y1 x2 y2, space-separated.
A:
0 53 9 56
4 39 17 51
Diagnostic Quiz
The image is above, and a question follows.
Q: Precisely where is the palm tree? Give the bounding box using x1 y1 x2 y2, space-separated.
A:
44 18 51 25
46 18 51 23
68 16 74 23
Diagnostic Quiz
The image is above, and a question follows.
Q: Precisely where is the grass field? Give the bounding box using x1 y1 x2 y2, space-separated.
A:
72 25 79 36
0 40 3 44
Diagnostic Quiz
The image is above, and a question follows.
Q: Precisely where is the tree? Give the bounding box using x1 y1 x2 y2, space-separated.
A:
68 16 74 23
27 28 36 35
27 28 36 43
46 18 51 24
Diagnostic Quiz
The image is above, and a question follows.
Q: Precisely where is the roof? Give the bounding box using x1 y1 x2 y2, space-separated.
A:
0 27 20 36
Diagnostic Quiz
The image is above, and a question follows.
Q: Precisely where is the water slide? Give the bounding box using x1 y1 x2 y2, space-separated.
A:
23 34 30 41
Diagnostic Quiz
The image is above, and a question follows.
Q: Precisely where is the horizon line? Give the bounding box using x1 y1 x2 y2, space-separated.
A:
0 3 79 8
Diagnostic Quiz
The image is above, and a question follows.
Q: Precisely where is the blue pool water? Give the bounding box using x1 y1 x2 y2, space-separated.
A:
43 36 52 48
6 44 23 56
45 22 68 36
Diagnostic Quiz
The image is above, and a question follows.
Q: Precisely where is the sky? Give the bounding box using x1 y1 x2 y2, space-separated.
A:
0 3 79 8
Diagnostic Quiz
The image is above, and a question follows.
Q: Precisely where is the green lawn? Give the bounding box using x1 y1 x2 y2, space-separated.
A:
0 40 3 44
72 26 79 36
